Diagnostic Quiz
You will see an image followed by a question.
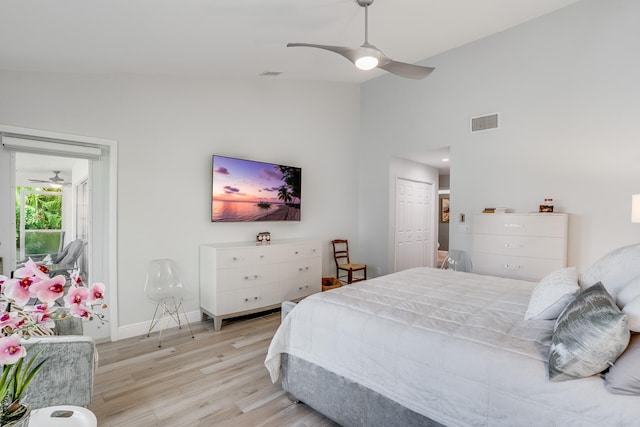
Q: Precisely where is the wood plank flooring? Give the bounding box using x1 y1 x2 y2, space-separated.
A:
89 311 339 427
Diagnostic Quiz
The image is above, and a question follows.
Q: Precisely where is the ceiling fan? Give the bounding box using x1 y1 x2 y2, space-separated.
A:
28 171 69 188
287 0 434 80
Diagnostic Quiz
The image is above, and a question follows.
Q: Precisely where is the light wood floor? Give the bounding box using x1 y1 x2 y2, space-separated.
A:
89 311 339 427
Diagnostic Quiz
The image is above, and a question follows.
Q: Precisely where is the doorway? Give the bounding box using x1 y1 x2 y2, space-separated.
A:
394 178 434 272
0 125 118 342
15 154 87 268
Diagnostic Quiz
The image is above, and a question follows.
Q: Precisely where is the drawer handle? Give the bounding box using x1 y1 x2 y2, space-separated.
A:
504 223 524 229
504 243 523 249
504 264 523 270
243 275 259 280
233 257 238 261
244 296 259 302
298 285 309 290
298 266 310 271
295 251 299 255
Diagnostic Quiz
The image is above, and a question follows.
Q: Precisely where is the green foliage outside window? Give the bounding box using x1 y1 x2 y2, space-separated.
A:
15 187 63 255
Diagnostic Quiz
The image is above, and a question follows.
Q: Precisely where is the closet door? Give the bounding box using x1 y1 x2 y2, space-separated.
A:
394 178 434 272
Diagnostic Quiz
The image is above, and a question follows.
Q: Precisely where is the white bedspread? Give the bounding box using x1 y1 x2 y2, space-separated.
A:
265 267 640 426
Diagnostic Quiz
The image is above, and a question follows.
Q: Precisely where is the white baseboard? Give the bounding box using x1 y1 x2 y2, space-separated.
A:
115 309 203 341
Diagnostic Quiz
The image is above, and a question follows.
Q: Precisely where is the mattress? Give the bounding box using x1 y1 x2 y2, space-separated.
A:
265 267 640 426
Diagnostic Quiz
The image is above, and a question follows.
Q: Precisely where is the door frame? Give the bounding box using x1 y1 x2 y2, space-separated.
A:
0 124 119 341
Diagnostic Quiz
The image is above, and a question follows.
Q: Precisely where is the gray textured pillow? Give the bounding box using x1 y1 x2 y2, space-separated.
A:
548 282 630 382
604 334 640 395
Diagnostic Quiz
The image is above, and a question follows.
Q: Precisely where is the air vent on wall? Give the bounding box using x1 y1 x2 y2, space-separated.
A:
471 113 499 133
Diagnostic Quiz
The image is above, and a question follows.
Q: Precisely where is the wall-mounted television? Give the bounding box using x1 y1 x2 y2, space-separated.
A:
211 155 301 222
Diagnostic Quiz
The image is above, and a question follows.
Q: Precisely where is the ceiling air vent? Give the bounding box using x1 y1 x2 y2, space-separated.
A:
471 113 499 133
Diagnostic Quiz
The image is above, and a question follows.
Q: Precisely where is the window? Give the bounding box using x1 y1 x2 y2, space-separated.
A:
17 188 64 260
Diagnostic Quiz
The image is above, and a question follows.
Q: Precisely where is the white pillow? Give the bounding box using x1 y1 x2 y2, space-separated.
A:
623 294 640 332
604 334 640 395
524 267 580 320
580 244 640 298
617 275 640 308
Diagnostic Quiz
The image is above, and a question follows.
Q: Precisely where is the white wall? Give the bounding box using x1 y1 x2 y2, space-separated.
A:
359 0 640 275
0 72 360 329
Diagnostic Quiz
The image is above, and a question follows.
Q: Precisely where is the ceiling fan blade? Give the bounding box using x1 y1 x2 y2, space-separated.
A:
378 60 435 80
28 179 49 183
287 43 359 64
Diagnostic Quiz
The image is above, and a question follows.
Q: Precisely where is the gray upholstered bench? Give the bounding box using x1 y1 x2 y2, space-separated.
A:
22 336 97 409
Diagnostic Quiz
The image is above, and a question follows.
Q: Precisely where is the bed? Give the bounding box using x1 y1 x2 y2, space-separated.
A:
265 261 640 426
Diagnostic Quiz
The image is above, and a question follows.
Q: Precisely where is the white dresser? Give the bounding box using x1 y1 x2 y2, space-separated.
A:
472 213 568 281
199 239 322 330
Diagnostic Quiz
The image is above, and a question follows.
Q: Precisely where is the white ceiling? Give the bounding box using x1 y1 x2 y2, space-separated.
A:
0 0 580 83
14 153 78 187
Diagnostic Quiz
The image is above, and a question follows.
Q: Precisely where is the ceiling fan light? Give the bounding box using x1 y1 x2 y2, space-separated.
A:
50 182 63 189
355 55 378 71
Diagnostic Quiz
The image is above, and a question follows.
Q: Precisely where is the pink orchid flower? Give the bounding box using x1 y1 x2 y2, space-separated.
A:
25 303 57 329
0 335 26 365
87 282 105 305
0 311 18 331
3 277 35 306
64 285 89 307
31 275 66 304
70 271 84 286
14 258 50 281
69 304 93 319
0 274 8 293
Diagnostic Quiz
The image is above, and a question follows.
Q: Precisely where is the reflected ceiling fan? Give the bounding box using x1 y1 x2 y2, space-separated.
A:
28 171 69 188
287 0 434 79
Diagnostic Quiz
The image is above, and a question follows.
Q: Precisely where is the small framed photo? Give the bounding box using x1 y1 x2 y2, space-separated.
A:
440 197 450 223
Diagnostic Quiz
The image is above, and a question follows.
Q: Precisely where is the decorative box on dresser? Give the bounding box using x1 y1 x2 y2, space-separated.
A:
472 213 568 281
199 239 322 330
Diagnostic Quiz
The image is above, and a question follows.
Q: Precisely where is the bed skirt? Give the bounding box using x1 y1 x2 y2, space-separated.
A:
281 353 444 427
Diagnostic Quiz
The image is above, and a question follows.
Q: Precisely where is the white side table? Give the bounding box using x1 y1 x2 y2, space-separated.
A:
29 405 97 427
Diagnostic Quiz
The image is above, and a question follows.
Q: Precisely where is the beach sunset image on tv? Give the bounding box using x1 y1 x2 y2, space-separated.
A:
211 155 301 222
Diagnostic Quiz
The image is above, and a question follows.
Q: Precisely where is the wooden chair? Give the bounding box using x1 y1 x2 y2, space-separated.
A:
331 239 367 284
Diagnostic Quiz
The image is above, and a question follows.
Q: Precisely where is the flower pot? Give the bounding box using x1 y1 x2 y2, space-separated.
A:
1 404 30 427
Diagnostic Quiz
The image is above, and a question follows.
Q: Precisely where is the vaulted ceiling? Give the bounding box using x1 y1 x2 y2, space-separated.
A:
0 0 580 83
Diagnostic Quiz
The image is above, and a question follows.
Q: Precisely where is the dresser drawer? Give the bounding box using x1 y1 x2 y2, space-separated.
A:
284 241 322 259
474 214 567 238
472 253 563 281
216 264 278 291
214 247 263 269
217 287 266 314
473 235 566 260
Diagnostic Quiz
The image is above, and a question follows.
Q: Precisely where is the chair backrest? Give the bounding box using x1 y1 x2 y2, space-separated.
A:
144 259 185 301
443 249 473 272
53 239 86 266
332 239 351 267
